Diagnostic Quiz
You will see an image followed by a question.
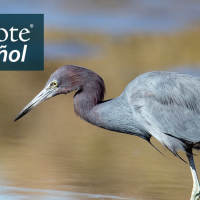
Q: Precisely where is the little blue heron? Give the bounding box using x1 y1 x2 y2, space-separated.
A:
15 65 200 200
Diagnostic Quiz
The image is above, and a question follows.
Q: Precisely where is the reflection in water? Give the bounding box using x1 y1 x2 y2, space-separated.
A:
0 183 132 200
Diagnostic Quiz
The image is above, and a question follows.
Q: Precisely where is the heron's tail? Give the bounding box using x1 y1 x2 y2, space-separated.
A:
148 140 164 156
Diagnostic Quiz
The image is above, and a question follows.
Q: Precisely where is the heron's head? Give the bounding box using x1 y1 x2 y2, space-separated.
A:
14 65 97 121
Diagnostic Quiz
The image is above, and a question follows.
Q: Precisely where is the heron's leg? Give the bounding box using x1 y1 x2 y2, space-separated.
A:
187 153 200 200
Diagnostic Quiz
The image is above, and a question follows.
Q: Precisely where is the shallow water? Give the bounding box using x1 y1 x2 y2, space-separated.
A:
172 66 200 76
44 42 100 60
0 65 200 200
0 183 132 200
2 0 200 59
1 0 200 34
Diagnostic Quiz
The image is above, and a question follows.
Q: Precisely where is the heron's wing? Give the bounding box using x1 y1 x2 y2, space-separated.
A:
127 72 200 143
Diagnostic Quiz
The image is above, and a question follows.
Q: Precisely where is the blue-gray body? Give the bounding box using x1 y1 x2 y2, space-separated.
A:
88 71 200 157
14 65 200 199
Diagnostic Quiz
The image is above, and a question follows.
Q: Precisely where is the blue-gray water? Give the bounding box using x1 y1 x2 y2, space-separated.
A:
2 0 200 59
1 0 200 34
44 42 100 60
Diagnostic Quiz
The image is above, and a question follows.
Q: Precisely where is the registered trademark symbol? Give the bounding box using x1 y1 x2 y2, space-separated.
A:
30 24 34 28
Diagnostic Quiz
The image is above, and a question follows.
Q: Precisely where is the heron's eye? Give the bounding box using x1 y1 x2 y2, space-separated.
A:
50 81 58 87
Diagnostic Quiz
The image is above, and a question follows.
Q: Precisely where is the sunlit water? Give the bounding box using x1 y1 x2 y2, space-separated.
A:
0 66 199 200
0 182 132 200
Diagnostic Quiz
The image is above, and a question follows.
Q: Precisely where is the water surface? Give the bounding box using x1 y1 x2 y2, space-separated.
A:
1 0 200 34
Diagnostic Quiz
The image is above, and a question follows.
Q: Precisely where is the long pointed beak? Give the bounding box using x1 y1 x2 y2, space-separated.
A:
14 87 55 122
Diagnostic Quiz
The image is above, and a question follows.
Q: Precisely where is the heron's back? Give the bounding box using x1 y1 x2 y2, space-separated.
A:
124 71 200 144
